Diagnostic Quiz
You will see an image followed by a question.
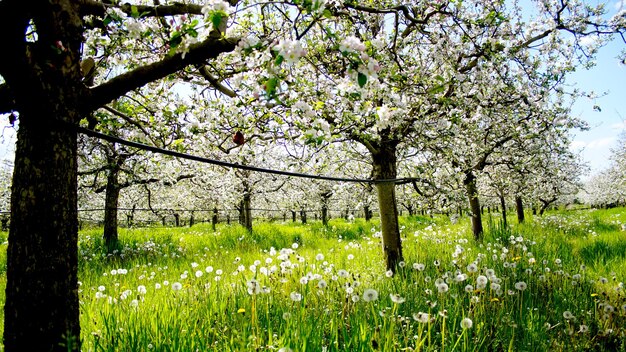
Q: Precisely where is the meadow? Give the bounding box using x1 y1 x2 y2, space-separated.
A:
1 207 626 351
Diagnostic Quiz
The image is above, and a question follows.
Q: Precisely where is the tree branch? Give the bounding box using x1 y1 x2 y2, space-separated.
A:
79 0 204 18
86 36 239 112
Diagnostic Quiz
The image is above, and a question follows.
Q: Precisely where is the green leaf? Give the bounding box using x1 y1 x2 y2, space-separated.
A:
210 12 224 29
428 85 446 94
169 32 183 49
275 55 284 66
265 77 279 99
131 5 140 19
357 72 368 88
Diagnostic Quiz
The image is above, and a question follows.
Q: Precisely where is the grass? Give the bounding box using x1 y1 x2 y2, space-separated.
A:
1 208 626 351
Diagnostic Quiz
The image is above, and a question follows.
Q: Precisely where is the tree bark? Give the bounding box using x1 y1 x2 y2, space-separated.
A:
103 164 120 250
464 171 483 241
515 196 525 224
499 194 508 228
212 207 218 231
372 143 403 272
238 193 252 232
2 2 83 348
321 203 328 226
300 209 307 224
364 205 372 222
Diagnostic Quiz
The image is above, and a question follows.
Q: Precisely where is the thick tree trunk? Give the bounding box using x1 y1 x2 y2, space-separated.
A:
464 171 483 241
515 196 525 224
499 194 508 228
291 210 296 222
2 1 84 343
103 167 120 250
4 102 81 351
372 144 403 272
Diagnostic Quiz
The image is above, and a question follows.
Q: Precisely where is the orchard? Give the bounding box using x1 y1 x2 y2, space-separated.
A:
0 0 625 350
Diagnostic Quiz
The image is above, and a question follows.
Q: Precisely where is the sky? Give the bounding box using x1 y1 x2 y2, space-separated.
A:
0 0 624 179
567 34 625 178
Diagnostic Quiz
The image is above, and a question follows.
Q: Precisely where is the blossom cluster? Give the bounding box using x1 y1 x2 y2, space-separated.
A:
273 39 308 65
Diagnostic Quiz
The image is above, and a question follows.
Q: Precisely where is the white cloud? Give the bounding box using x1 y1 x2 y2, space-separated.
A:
610 121 626 130
571 137 616 151
587 137 616 149
616 0 626 11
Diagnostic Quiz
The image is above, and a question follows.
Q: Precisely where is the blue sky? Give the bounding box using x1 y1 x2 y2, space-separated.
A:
567 30 625 177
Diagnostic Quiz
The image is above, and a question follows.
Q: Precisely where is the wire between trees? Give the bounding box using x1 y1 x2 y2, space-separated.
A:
75 126 418 184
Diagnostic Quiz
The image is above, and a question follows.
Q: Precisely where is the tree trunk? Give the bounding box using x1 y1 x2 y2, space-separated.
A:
499 194 508 228
4 92 81 351
364 205 372 222
212 207 218 231
238 193 252 232
321 203 328 226
515 196 525 224
300 209 307 224
291 210 296 222
372 144 403 272
464 171 483 241
103 166 120 251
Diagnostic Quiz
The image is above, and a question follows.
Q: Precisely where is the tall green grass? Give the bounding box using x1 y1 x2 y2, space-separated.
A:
1 208 626 351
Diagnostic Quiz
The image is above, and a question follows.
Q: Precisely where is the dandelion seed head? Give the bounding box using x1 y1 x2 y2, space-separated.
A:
363 288 378 302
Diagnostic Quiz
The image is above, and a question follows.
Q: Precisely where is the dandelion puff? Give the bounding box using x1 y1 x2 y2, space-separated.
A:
514 282 527 291
172 282 182 291
137 285 147 295
317 279 327 289
414 263 425 271
437 283 449 293
385 270 394 278
363 288 378 302
290 292 302 302
465 284 474 293
563 310 575 320
390 293 405 304
98 286 106 292
461 317 473 329
338 269 349 278
413 312 430 323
